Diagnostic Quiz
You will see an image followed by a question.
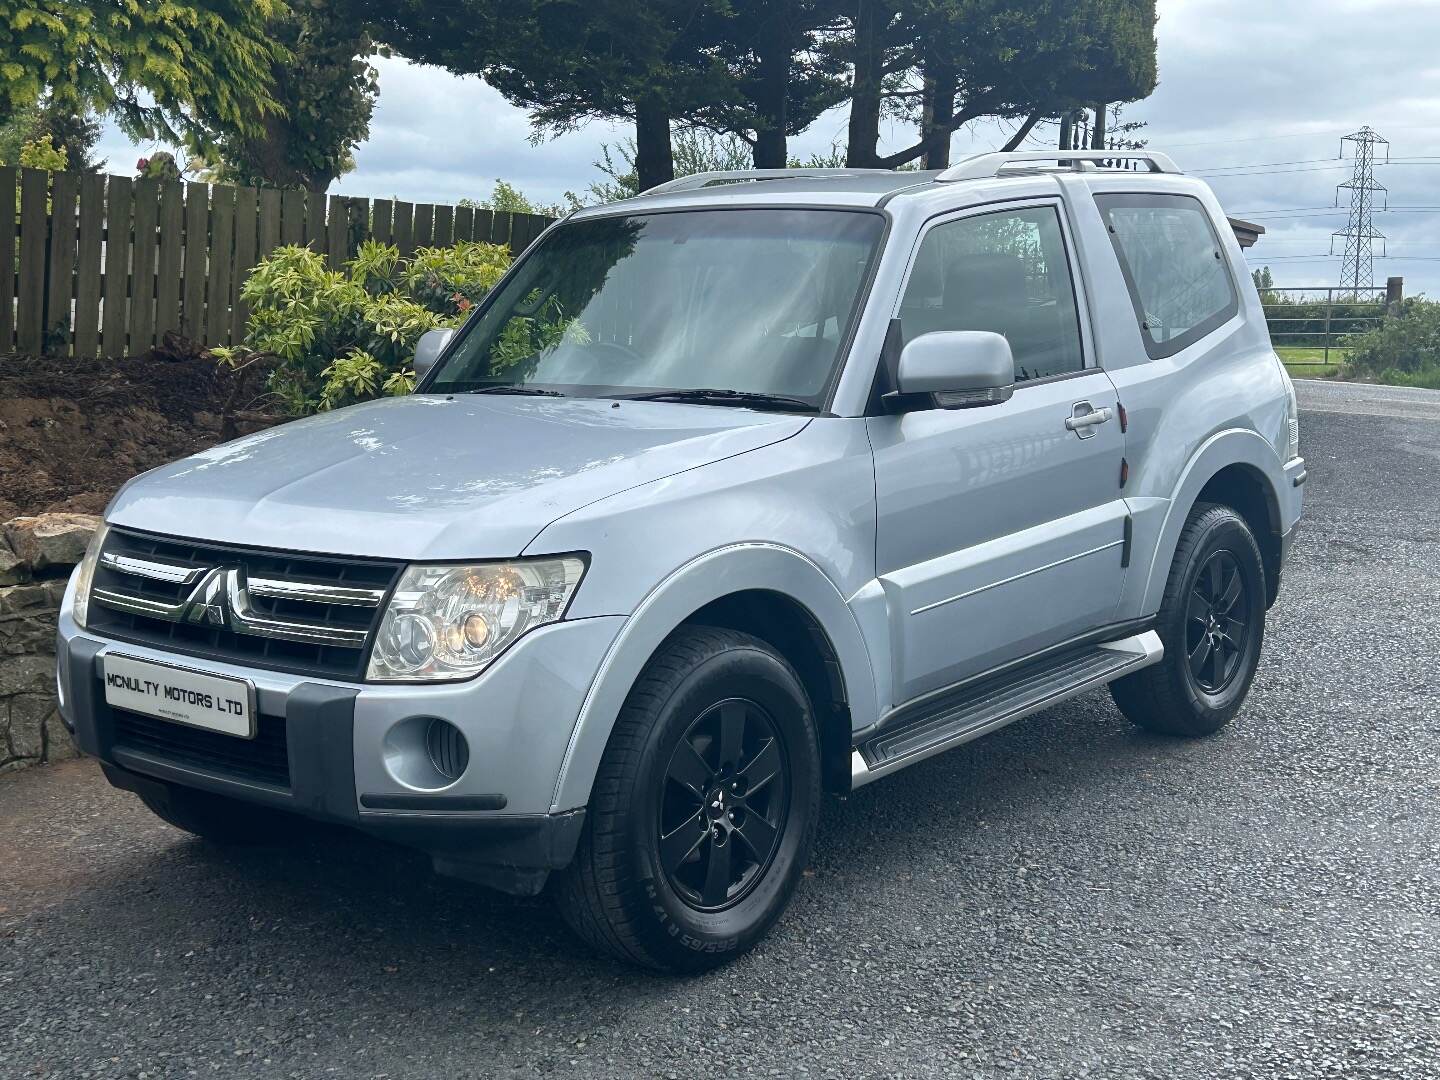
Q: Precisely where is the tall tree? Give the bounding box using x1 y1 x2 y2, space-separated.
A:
850 0 1158 170
693 0 851 169
348 0 733 192
843 0 920 168
0 0 286 150
194 0 378 190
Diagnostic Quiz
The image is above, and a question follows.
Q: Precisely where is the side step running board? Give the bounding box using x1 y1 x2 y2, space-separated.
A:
851 631 1163 789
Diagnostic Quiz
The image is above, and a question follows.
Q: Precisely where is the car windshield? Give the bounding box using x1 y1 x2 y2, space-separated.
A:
425 208 885 410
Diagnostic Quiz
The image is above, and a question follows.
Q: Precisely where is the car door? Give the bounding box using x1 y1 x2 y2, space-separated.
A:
866 200 1130 704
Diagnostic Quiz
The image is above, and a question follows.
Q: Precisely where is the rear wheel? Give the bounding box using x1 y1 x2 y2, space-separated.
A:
1111 502 1266 736
138 783 299 845
555 626 820 972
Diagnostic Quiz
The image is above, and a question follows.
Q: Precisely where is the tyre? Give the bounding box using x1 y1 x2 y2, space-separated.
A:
1111 501 1266 737
555 626 821 972
138 783 299 845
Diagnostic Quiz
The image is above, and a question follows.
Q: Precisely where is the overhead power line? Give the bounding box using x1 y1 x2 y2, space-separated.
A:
1195 157 1340 172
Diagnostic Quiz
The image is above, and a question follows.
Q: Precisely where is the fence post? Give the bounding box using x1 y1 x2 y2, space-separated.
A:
1386 276 1403 316
1322 288 1333 367
155 181 185 346
45 171 78 354
207 186 236 346
127 178 160 351
16 168 48 354
180 182 208 342
232 187 259 341
0 167 14 352
101 176 132 357
72 173 105 357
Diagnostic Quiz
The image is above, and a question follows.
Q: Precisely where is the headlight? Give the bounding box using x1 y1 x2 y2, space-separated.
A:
367 556 586 681
70 522 109 629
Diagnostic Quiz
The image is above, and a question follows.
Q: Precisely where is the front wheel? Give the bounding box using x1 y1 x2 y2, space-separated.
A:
555 626 821 972
1111 502 1267 736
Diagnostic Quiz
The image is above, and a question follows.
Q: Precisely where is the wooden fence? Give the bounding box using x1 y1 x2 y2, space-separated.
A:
1 166 555 358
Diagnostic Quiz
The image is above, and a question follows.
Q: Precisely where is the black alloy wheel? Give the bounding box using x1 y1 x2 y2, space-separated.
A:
1186 549 1252 693
1110 501 1267 737
555 626 821 972
658 698 789 912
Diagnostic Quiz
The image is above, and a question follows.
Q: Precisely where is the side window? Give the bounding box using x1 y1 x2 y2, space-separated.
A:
1097 193 1239 358
898 205 1084 382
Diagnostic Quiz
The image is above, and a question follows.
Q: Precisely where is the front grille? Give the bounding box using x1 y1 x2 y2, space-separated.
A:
112 707 291 789
88 528 402 679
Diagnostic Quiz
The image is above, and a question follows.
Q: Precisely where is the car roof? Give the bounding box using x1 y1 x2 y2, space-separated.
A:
570 172 940 216
566 152 1189 218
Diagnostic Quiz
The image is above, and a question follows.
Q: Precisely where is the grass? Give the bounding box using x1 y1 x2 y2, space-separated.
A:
1276 346 1347 380
1275 346 1440 389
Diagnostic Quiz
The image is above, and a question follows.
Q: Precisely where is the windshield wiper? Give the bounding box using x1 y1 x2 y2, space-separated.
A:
617 388 818 413
465 385 567 397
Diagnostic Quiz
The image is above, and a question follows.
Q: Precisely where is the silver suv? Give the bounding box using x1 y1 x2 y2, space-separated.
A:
59 151 1304 971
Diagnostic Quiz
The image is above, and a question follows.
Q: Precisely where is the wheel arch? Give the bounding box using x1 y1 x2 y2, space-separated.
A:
679 590 854 795
1138 429 1288 617
1195 463 1284 607
549 544 880 813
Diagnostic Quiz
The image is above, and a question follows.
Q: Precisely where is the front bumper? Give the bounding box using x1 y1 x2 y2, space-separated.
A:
58 600 625 893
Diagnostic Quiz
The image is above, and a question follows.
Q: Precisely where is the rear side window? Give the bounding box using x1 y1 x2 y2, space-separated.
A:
1097 193 1238 359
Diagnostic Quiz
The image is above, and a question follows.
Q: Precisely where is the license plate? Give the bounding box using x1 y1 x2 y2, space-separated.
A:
103 654 255 738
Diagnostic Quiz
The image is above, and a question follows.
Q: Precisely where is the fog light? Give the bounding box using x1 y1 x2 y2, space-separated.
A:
425 718 469 781
381 715 469 790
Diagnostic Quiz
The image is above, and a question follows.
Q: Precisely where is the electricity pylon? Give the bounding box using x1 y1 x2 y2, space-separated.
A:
1331 126 1388 296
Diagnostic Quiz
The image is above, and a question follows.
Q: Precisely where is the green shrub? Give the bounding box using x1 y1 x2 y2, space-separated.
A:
1342 298 1440 389
215 239 512 414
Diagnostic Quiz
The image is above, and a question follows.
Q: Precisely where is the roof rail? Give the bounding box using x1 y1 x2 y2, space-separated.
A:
642 167 895 195
937 150 1181 183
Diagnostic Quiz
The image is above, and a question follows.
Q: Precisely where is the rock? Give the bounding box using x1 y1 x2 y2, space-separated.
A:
43 707 78 762
2 513 100 573
4 693 52 762
0 654 55 697
0 582 55 617
0 615 56 656
0 545 28 586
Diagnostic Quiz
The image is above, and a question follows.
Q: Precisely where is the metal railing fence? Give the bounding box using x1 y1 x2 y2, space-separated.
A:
1260 284 1396 368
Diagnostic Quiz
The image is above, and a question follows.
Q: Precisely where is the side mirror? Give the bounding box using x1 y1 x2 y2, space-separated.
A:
894 330 1015 409
413 328 455 380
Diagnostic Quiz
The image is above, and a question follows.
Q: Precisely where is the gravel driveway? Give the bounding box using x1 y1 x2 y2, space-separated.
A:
3 380 1438 1079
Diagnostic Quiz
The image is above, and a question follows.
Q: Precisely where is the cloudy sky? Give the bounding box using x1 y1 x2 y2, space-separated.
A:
97 0 1440 294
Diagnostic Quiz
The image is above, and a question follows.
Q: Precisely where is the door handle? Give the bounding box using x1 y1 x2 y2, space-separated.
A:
1065 403 1113 435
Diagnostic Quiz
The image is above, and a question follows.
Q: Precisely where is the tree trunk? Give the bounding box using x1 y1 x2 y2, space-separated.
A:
633 96 675 192
919 57 957 170
243 114 310 189
1090 103 1109 151
1058 112 1073 151
1000 112 1044 152
845 0 884 168
751 5 792 169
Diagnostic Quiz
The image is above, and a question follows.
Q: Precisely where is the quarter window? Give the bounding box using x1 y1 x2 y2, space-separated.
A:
898 206 1085 382
1097 193 1239 358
